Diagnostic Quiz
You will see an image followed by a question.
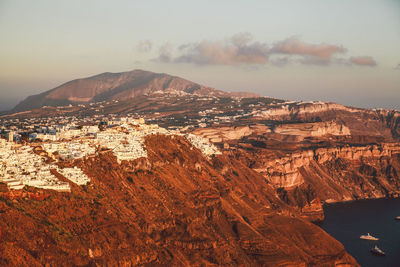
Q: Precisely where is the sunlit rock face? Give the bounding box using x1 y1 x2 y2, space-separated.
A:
273 121 351 138
259 143 400 188
257 101 355 119
171 101 397 227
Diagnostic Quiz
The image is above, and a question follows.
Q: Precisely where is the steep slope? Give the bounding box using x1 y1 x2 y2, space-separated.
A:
13 70 258 112
234 140 400 209
0 135 358 266
188 102 400 221
254 101 397 140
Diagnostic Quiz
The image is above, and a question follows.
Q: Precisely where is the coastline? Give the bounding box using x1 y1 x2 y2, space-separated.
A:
320 197 400 266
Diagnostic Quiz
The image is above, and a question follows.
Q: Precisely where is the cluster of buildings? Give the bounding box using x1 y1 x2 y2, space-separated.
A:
43 140 97 160
0 113 130 142
95 129 147 163
58 166 90 185
186 134 222 158
0 140 71 191
0 116 221 192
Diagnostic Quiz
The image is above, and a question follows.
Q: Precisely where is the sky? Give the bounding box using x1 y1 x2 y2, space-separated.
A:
0 0 399 111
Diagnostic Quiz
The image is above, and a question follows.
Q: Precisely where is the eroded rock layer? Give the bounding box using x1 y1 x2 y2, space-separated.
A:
213 123 400 223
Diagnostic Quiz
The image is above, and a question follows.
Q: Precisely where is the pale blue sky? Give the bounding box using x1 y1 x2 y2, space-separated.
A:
0 0 399 110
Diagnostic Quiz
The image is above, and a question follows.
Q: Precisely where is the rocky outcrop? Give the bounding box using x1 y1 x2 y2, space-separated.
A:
254 101 397 140
273 121 351 138
194 121 351 144
192 125 270 143
0 135 358 266
259 143 400 187
236 141 400 221
257 102 357 120
315 143 400 162
376 109 400 138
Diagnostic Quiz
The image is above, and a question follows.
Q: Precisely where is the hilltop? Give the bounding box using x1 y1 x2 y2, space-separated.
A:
12 70 258 112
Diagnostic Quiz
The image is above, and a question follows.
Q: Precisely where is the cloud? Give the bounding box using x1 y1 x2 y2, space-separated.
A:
137 40 152 52
349 56 377 66
171 33 269 65
155 43 173 63
270 37 346 59
299 57 357 66
231 32 253 47
299 56 333 66
149 33 377 68
269 57 292 67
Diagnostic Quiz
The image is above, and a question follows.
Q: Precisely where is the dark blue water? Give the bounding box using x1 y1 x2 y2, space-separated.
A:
320 198 400 267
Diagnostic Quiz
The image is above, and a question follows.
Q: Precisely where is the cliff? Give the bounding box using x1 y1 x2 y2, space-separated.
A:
234 140 400 222
0 135 358 266
273 121 351 138
255 101 396 140
188 103 400 224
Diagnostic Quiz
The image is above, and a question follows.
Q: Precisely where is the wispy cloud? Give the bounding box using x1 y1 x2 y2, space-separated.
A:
270 57 292 67
173 33 269 65
270 37 346 59
136 40 152 52
155 43 173 63
149 33 376 68
349 56 377 67
299 56 332 66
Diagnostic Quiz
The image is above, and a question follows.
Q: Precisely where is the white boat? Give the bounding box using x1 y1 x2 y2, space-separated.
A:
370 245 385 256
360 233 379 241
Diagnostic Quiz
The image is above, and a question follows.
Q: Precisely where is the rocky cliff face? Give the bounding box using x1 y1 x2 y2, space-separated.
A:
256 143 400 187
182 101 400 224
256 101 397 140
376 109 400 138
229 128 400 222
257 102 357 121
273 121 351 138
0 135 358 266
254 143 400 195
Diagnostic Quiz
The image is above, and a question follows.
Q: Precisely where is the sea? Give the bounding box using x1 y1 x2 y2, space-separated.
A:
320 198 400 267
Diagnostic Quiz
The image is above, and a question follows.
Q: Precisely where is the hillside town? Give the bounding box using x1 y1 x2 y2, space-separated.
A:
0 116 221 192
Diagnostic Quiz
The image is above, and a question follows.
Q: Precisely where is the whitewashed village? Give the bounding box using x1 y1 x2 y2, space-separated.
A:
0 116 221 192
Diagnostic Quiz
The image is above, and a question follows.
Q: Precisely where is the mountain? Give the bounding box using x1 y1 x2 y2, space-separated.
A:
13 70 258 112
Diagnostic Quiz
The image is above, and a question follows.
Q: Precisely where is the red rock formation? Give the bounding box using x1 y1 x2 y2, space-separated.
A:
0 190 49 201
233 135 400 222
0 135 358 266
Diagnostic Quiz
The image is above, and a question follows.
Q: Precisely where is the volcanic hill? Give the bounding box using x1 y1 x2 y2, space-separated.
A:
13 69 257 112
